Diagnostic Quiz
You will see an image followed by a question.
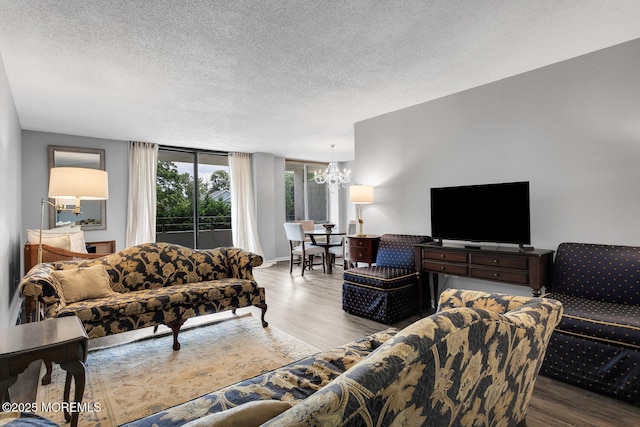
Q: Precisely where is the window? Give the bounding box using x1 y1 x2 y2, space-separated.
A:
285 160 328 223
156 148 231 249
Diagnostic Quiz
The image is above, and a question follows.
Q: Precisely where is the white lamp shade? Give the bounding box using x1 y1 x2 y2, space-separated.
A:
349 185 374 204
48 167 109 200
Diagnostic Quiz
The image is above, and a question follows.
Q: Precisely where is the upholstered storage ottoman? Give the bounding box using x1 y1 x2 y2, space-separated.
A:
342 234 431 324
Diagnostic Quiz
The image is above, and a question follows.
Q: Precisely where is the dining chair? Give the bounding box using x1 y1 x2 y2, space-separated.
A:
299 220 315 233
298 219 322 244
283 222 325 276
328 221 356 269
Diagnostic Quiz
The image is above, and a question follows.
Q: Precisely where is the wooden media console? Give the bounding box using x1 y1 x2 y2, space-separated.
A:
414 243 554 310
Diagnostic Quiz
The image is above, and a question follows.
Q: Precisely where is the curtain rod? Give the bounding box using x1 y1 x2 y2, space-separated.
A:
158 145 228 156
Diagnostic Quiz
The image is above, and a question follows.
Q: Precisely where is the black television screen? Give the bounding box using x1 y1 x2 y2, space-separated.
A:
430 181 530 245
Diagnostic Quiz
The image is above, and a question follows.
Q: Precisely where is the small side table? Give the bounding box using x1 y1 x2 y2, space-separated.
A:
344 235 381 269
0 316 88 427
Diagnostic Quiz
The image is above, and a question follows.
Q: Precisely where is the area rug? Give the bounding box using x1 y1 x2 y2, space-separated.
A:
35 314 319 426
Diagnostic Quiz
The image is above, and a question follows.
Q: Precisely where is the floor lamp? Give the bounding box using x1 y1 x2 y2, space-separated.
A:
36 167 109 320
349 185 374 237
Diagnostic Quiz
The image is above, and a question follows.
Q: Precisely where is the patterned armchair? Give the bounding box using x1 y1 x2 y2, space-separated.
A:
265 289 563 426
541 242 640 405
342 234 432 323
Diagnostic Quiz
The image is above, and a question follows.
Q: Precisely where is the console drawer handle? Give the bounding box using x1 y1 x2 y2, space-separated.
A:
493 259 499 263
493 273 500 277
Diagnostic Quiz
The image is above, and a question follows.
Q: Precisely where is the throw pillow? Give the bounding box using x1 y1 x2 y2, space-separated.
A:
27 227 88 253
181 400 293 427
52 265 115 303
25 234 71 251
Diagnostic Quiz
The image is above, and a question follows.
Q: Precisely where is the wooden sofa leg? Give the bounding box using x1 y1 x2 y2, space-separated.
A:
167 319 186 351
257 303 268 327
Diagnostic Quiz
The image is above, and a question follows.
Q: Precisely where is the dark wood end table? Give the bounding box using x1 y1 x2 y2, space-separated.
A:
344 234 381 269
0 316 88 427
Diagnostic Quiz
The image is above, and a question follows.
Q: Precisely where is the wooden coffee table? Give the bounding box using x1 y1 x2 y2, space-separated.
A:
0 316 88 427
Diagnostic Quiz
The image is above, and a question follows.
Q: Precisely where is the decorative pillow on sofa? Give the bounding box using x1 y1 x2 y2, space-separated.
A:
181 400 292 427
27 225 88 253
51 265 116 303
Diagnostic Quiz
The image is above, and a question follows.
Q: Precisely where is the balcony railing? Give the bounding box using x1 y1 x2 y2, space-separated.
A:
156 216 231 233
156 216 233 249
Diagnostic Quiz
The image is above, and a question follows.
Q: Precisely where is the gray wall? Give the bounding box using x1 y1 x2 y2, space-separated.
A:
21 131 129 251
0 53 22 327
272 157 288 260
354 39 640 296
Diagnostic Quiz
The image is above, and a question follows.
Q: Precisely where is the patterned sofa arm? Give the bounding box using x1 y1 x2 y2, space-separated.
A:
226 247 263 280
437 288 548 314
438 288 563 339
19 263 66 309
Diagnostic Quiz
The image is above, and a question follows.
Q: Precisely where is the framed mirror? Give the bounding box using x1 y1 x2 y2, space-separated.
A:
48 145 107 230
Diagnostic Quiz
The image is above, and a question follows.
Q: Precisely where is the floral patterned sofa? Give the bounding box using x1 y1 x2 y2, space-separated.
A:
19 242 267 352
541 242 640 405
126 289 562 427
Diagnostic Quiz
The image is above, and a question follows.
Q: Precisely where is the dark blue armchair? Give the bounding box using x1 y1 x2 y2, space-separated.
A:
342 234 431 324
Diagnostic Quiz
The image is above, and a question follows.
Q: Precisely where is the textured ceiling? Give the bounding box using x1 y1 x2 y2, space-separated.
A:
1 1 640 162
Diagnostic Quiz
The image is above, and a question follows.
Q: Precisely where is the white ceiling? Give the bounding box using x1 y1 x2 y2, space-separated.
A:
1 1 640 162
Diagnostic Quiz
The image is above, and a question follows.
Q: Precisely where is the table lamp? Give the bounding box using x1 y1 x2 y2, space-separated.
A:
349 185 374 236
34 167 109 320
39 167 109 258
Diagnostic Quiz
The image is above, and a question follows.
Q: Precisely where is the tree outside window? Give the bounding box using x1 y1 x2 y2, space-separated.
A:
156 150 232 248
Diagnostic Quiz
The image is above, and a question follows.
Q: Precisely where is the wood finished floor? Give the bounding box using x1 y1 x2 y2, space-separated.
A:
9 260 640 426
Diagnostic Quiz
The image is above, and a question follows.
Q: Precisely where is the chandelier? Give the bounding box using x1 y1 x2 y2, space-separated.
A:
313 144 351 190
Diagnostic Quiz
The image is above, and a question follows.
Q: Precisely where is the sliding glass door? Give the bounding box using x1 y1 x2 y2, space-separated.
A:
156 148 231 249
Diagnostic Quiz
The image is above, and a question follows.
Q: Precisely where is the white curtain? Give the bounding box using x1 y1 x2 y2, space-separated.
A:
229 152 264 256
126 141 159 247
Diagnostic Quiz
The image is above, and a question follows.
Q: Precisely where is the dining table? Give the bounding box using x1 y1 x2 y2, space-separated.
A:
305 229 346 274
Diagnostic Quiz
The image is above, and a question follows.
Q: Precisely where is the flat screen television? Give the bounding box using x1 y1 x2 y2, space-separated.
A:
430 181 530 246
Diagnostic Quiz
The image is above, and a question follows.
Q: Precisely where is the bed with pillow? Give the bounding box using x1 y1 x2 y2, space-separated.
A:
24 225 116 267
26 225 89 253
